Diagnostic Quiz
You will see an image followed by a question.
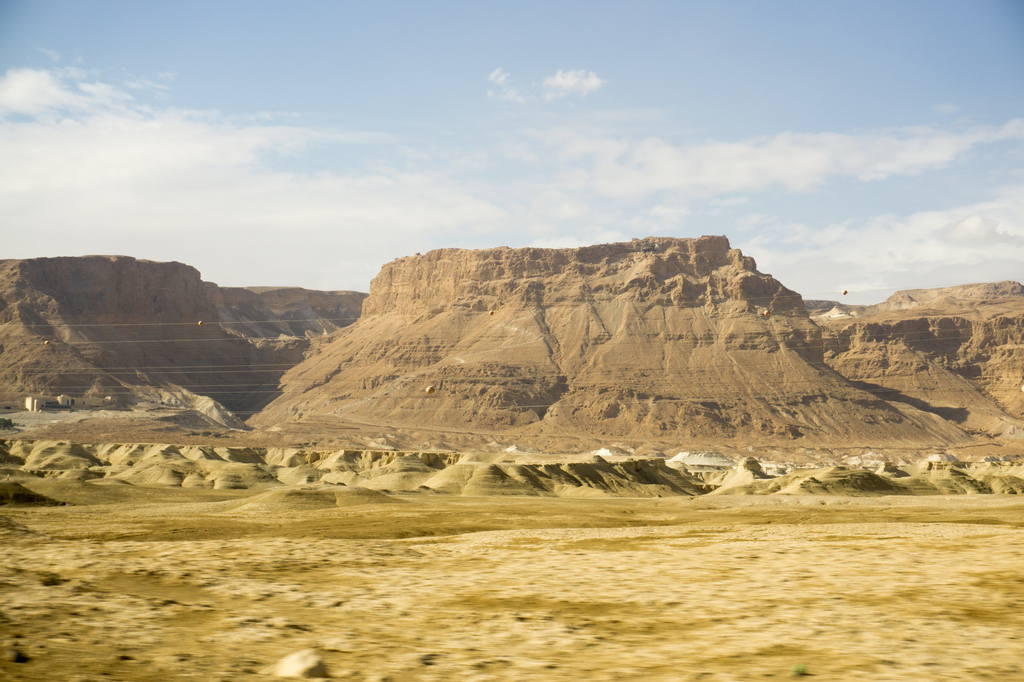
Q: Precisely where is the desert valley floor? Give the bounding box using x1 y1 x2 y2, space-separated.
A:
2 483 1024 681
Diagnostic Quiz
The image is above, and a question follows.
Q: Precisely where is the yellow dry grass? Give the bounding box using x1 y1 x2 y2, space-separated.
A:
1 486 1023 681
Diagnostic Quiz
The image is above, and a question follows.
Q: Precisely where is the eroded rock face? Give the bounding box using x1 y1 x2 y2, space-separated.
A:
211 286 365 339
254 236 969 446
818 282 1024 437
875 281 1024 313
0 256 365 417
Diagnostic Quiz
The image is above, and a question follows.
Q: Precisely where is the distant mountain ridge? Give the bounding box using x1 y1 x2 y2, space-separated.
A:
806 280 1024 321
3 248 1022 451
0 255 365 420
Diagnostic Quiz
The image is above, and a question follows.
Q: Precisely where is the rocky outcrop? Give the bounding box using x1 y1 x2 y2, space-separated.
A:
210 286 365 339
0 439 708 497
872 281 1024 313
7 249 1020 452
5 438 1022 497
0 256 365 417
817 282 1024 438
253 236 970 447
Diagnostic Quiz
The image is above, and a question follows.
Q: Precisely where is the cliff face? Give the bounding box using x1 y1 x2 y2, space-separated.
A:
873 281 1024 313
253 237 969 446
817 283 1024 438
211 286 365 339
7 249 1016 450
0 256 365 417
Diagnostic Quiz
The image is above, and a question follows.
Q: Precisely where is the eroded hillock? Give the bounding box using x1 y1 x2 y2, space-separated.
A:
0 439 708 498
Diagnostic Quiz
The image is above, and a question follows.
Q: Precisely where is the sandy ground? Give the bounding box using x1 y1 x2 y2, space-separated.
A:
1 487 1023 681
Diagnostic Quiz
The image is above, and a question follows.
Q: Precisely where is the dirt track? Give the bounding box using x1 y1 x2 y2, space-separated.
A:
2 489 1024 681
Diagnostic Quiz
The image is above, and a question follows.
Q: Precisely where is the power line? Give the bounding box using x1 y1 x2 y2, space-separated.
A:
11 316 363 329
9 284 1014 332
4 306 1021 421
16 371 1011 396
12 325 1017 349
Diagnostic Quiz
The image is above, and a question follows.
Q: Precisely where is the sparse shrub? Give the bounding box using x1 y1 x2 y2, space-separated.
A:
0 418 14 429
791 664 809 677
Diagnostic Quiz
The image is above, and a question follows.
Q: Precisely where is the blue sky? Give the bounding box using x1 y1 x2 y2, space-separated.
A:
1 0 1022 302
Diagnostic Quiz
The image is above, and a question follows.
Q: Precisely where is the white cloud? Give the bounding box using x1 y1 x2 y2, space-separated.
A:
486 67 526 103
543 69 605 99
944 214 1021 244
486 67 605 103
0 67 149 118
122 78 170 93
740 185 1024 302
488 67 510 85
709 195 750 207
5 65 1024 301
36 47 61 63
0 68 507 290
537 121 1024 199
0 68 83 116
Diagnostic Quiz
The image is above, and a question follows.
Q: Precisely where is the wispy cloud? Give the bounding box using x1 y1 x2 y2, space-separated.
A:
0 67 143 117
36 47 61 63
0 67 506 290
543 69 605 99
488 68 510 86
741 185 1024 301
122 78 170 93
486 67 525 103
486 67 606 103
4 65 1023 300
537 121 1024 199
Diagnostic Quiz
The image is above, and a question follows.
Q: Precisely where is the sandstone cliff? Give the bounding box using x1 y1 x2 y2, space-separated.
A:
0 256 365 419
211 286 365 338
817 282 1024 438
252 236 969 447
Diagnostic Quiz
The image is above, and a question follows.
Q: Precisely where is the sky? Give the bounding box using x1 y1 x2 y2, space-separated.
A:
1 0 1022 303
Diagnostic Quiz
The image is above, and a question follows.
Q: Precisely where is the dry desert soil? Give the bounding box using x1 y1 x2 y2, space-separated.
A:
2 482 1023 681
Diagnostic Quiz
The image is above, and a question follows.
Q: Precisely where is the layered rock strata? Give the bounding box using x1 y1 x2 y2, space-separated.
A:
816 282 1024 438
254 236 968 446
0 256 365 417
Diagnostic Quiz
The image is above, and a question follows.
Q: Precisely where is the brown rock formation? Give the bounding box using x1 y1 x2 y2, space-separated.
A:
211 286 365 339
0 256 365 418
817 282 1024 438
253 236 969 447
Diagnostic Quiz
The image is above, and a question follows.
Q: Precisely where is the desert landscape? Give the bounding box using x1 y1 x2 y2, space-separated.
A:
2 481 1024 681
4 2 1023 678
2 236 1024 680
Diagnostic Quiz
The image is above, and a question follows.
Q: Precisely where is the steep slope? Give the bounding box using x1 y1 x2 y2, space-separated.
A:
211 286 366 339
253 236 969 447
817 282 1024 438
0 256 365 419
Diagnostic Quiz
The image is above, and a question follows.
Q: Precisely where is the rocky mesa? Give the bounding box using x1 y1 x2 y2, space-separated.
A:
814 281 1024 439
0 256 365 422
252 236 970 448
